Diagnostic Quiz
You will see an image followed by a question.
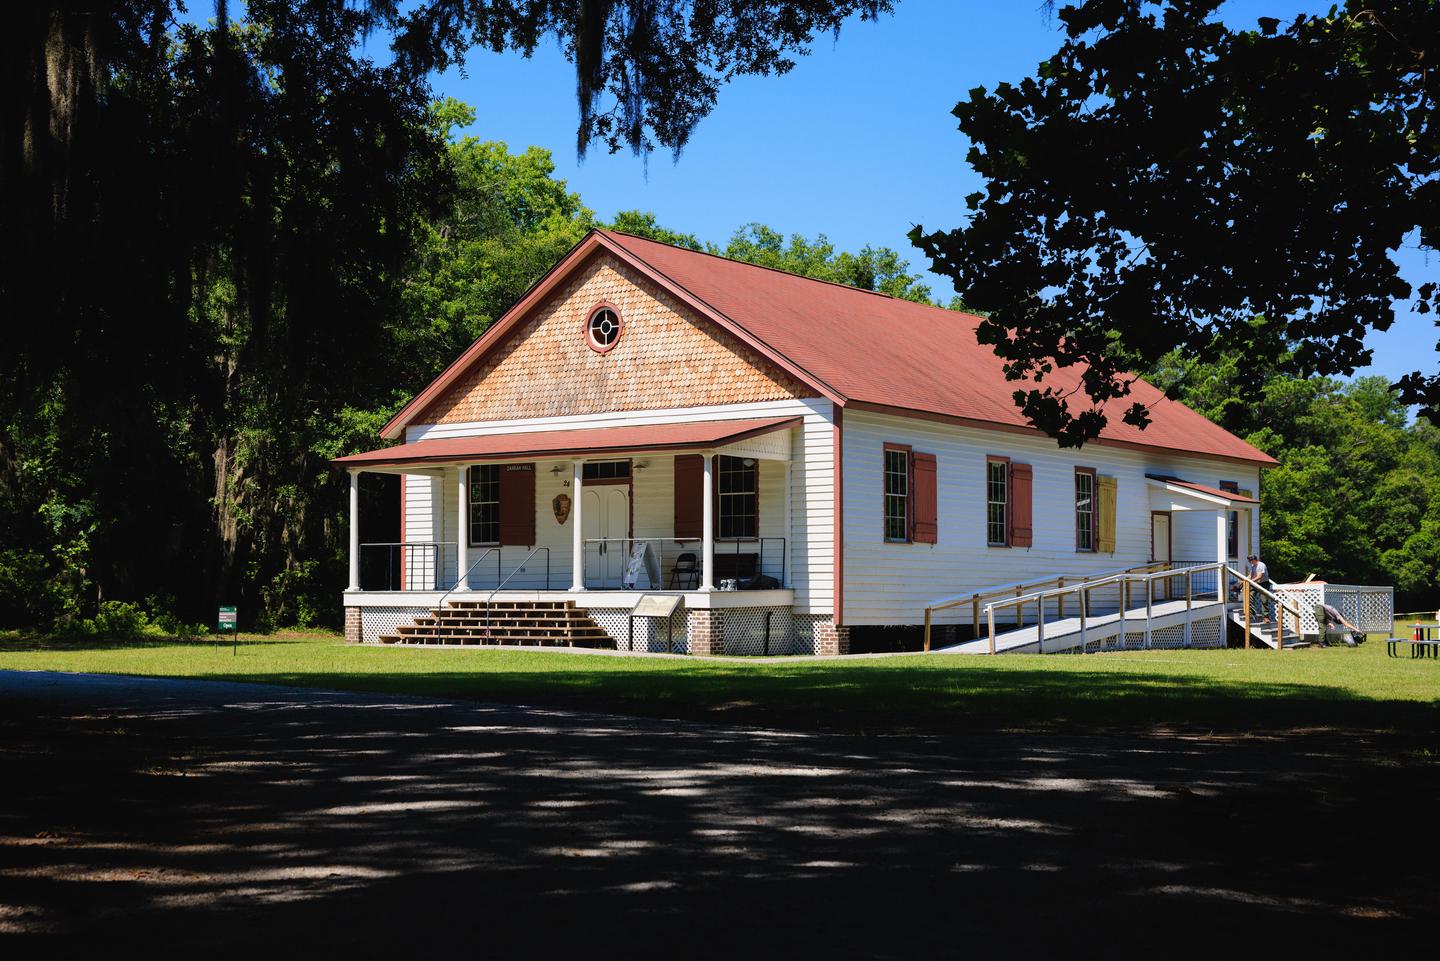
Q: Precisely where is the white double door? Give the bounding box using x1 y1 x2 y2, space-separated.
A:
582 486 630 588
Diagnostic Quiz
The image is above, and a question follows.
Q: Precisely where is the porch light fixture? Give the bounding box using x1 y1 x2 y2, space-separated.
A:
549 463 570 475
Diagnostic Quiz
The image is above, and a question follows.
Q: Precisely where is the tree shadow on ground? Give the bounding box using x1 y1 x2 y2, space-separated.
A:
0 674 1434 957
209 663 1440 740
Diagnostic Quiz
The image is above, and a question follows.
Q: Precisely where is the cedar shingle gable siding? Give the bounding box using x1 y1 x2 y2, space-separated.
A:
416 254 808 426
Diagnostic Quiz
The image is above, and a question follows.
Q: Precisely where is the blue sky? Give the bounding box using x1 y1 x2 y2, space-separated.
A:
425 0 1433 386
195 1 1433 384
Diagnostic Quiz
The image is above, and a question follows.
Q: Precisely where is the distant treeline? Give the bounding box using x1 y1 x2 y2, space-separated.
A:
4 6 1433 633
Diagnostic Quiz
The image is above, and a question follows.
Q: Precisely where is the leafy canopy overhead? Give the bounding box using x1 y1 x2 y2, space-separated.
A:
388 0 896 157
912 0 1439 446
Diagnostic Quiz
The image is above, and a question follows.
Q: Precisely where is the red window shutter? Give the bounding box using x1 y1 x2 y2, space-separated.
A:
674 454 703 540
913 452 938 544
498 464 535 546
1009 463 1033 547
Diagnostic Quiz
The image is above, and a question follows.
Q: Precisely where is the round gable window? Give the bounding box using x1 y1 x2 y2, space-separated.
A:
585 305 622 353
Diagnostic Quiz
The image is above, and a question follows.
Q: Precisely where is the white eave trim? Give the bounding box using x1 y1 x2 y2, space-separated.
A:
1145 477 1247 509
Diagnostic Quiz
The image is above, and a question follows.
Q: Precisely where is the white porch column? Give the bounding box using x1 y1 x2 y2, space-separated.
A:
347 470 361 591
570 460 585 591
782 459 793 589
1215 509 1229 567
700 453 715 592
456 466 469 592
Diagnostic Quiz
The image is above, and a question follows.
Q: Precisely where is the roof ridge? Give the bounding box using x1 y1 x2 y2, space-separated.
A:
601 228 906 301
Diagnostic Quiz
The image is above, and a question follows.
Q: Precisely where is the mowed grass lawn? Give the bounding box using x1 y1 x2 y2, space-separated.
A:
2 631 1436 737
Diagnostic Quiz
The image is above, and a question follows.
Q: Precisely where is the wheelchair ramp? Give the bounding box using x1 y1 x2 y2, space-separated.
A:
935 599 1226 655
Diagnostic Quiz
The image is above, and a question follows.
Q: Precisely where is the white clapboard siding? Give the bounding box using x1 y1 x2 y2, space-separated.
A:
840 408 1261 626
401 398 836 614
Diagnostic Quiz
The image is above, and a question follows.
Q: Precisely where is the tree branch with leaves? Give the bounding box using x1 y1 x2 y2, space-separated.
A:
912 0 1438 446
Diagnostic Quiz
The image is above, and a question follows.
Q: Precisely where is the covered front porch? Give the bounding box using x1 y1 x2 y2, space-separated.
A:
334 416 824 654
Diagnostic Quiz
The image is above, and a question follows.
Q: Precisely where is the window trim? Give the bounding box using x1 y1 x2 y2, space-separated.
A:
714 454 759 542
581 459 632 486
883 442 913 543
1074 466 1097 553
1219 479 1240 559
467 464 500 548
986 455 1011 548
583 301 623 354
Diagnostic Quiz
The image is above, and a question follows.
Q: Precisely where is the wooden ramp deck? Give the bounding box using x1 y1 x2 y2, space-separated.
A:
934 598 1226 655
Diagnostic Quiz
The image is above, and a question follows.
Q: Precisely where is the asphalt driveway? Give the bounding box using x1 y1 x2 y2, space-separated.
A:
0 671 1434 957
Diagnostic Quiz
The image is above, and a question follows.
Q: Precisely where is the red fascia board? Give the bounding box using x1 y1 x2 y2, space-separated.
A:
844 400 1279 468
336 417 802 469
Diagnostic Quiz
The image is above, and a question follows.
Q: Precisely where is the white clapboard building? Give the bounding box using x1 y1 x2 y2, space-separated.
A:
336 230 1283 655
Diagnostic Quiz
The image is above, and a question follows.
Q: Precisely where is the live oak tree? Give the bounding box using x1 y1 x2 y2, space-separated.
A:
389 0 896 157
912 0 1439 447
0 0 898 629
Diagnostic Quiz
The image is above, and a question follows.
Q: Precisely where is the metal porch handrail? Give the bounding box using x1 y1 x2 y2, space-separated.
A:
436 547 500 610
358 541 456 592
482 546 551 640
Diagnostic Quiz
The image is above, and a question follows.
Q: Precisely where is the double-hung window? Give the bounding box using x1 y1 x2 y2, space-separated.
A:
716 455 758 539
468 465 500 545
986 458 1009 546
1075 467 1096 552
884 446 911 542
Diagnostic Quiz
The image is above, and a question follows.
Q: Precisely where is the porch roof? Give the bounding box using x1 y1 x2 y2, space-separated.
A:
333 416 801 469
1145 475 1260 507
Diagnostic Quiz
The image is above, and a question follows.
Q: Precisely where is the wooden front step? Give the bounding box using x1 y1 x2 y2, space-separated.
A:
376 598 615 649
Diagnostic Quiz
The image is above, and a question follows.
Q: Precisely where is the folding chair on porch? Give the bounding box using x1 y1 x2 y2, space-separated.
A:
668 552 699 590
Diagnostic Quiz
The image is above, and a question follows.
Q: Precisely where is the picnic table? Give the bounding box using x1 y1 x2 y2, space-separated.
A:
1387 624 1440 659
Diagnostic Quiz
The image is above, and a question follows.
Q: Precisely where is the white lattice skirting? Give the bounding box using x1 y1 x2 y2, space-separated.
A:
588 607 826 656
357 606 431 645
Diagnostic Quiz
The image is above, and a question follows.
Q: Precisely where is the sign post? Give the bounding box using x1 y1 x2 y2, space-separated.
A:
628 594 684 653
218 606 238 655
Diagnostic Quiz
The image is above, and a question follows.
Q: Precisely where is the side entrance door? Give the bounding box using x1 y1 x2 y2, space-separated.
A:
582 487 631 588
1151 512 1172 600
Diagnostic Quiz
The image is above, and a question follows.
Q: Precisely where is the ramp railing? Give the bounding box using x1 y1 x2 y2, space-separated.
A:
921 560 1177 652
975 562 1228 655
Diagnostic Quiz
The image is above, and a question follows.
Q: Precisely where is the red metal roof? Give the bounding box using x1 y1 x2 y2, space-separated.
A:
378 229 1276 466
601 231 1276 466
334 416 801 468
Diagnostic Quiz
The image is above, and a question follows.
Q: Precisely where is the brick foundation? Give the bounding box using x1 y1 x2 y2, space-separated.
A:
815 618 850 656
344 606 362 645
688 609 724 656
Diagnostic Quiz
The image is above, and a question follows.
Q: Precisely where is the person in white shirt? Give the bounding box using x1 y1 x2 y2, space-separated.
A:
1247 553 1273 622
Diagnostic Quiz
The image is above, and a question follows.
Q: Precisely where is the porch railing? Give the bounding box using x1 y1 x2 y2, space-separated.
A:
582 537 787 589
359 541 455 591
